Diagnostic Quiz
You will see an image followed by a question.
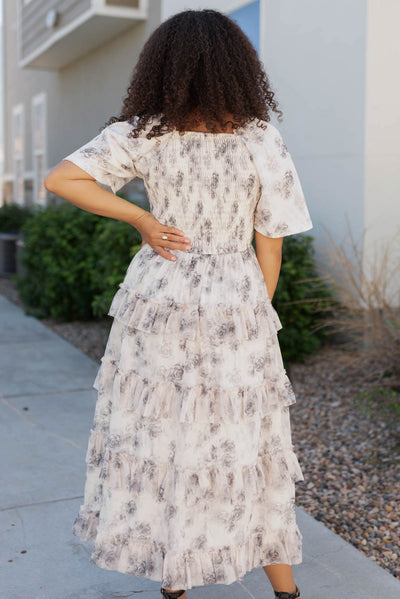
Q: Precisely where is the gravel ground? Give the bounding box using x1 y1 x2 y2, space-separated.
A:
289 351 400 580
1 276 399 580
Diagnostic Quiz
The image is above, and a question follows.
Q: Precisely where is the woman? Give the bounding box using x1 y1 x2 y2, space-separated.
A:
45 8 312 599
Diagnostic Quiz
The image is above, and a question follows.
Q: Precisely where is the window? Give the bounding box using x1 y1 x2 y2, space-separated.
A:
12 104 25 205
31 92 47 205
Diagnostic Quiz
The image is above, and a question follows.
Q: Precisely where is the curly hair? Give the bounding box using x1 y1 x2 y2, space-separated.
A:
104 8 283 139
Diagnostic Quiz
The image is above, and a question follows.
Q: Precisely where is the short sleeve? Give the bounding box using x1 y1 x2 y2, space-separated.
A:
253 123 313 238
63 119 144 194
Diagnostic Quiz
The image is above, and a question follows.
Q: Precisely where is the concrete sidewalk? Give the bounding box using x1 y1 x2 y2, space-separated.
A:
1 292 399 599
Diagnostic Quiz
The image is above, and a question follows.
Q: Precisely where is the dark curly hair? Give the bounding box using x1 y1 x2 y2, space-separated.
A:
104 8 283 139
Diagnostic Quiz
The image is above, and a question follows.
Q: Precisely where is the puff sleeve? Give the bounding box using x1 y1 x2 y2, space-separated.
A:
63 119 146 194
252 123 313 238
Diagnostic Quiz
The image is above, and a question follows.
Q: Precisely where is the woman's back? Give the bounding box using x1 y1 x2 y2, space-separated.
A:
144 127 259 255
65 114 311 254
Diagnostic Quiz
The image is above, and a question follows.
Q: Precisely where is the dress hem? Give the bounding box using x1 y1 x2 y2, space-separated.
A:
72 515 303 589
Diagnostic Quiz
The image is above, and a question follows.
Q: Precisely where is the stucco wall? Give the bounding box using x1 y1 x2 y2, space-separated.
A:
262 0 367 258
49 0 161 164
364 0 400 290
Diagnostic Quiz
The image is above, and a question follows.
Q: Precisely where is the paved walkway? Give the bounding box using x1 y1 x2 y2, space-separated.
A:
1 292 399 599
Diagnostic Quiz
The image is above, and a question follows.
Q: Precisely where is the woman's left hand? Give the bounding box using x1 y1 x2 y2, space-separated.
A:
133 211 191 261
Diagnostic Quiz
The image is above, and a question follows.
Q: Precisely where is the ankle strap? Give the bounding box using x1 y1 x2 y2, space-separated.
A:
274 584 300 599
160 587 185 598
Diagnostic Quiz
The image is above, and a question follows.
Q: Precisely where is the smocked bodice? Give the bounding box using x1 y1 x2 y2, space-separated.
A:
142 131 260 253
63 115 312 254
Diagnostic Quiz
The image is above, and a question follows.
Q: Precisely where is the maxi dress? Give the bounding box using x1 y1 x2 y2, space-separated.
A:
63 114 313 590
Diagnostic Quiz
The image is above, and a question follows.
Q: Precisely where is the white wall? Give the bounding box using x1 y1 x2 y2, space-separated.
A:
364 0 400 298
262 0 367 260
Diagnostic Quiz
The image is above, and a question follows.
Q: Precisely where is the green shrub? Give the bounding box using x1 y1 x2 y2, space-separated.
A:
90 218 142 318
16 204 103 320
16 203 142 321
0 203 35 233
270 234 333 363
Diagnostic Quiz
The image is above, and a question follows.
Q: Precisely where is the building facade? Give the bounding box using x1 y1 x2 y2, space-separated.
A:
1 0 399 283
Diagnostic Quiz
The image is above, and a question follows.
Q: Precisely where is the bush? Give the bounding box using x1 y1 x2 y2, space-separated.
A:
90 218 142 318
16 203 142 321
16 204 103 320
269 234 333 363
322 227 400 389
0 203 35 233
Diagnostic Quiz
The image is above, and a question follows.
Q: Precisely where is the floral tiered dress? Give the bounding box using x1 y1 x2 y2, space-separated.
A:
64 114 313 590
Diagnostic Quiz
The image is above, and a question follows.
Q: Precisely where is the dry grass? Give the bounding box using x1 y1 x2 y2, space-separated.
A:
320 225 400 389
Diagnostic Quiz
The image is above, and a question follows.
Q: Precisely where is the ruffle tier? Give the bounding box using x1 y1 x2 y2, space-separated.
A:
83 428 304 509
93 355 297 425
107 283 282 343
72 519 303 589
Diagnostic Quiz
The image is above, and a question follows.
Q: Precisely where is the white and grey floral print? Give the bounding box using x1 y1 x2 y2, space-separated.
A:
64 115 312 590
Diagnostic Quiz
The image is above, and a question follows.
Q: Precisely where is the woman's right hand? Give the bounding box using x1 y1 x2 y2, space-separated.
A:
132 211 191 261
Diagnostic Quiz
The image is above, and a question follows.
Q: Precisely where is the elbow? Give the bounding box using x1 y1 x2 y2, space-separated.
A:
43 171 58 194
44 173 57 193
44 162 66 193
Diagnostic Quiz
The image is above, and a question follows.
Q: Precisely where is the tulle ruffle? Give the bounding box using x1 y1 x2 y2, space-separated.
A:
72 520 303 589
92 355 296 425
82 429 304 508
107 283 282 343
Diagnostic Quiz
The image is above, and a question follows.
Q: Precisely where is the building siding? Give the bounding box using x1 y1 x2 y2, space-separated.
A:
2 0 161 205
106 0 140 6
21 0 92 60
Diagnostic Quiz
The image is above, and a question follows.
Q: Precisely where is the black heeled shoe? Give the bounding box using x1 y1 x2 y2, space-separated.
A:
160 587 185 598
274 584 300 598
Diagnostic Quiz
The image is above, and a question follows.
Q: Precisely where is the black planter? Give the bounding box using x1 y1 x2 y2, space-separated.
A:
0 233 20 277
16 236 26 278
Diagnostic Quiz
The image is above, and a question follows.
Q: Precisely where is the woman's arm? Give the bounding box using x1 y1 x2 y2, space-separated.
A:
254 231 283 301
44 160 148 226
44 160 190 261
